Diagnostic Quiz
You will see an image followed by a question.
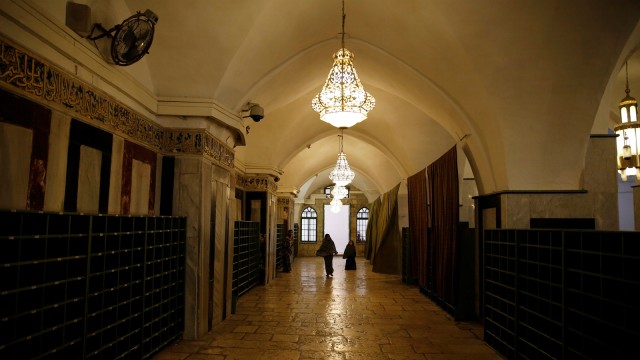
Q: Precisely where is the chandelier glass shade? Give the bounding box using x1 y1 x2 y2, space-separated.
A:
311 0 375 128
331 185 349 200
329 130 355 186
312 48 375 128
615 62 639 181
329 152 355 186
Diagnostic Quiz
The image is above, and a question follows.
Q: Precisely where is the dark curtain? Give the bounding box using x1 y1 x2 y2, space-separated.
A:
427 146 459 305
407 168 428 286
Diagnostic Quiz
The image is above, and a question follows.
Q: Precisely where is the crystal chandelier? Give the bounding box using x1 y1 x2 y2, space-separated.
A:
330 197 343 213
329 130 355 186
331 185 348 199
615 61 640 181
311 0 375 128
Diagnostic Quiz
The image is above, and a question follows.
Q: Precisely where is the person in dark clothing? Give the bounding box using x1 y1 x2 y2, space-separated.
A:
343 240 356 270
316 233 338 277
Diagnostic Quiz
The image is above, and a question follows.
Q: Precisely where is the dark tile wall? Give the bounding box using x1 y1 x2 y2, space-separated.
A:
483 229 640 359
0 210 186 359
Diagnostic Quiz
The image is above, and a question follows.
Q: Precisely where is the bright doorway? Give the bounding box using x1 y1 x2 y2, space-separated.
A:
323 204 350 254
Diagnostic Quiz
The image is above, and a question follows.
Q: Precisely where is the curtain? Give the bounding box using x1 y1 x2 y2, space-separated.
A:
365 197 381 260
366 183 402 274
407 168 428 287
427 146 459 305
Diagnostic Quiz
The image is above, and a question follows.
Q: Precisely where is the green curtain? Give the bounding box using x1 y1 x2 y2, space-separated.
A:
365 197 380 260
366 183 401 274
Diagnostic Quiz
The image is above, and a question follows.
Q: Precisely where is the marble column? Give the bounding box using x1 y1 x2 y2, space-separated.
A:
583 134 619 230
211 165 231 325
172 157 212 340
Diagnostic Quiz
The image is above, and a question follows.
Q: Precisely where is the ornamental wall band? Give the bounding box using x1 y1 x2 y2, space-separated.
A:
0 35 234 169
236 174 278 193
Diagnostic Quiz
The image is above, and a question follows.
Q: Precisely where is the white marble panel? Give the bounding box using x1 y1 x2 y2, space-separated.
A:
483 208 497 230
129 159 151 215
77 145 101 213
108 136 124 214
0 123 31 209
502 194 530 229
155 153 162 215
529 193 592 218
173 157 204 340
44 111 70 212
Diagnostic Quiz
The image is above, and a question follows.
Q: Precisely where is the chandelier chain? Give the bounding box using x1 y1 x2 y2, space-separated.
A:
626 61 631 95
341 0 346 50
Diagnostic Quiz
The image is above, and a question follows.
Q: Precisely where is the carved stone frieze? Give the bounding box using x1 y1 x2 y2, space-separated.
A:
236 174 278 193
0 36 234 169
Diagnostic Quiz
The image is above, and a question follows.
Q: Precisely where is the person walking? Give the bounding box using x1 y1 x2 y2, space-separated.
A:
343 240 356 270
316 233 338 277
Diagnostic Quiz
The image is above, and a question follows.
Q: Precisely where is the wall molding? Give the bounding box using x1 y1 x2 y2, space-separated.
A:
0 35 234 169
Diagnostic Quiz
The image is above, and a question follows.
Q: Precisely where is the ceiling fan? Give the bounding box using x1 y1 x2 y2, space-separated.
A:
88 9 159 66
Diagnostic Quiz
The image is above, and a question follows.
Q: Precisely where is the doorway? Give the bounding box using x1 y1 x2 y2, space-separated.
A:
323 204 350 254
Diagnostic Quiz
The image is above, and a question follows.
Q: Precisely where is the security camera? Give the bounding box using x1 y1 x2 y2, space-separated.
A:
242 102 264 122
249 104 264 122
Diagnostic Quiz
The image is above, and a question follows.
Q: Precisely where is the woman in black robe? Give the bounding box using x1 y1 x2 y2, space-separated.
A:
316 234 338 276
343 240 356 270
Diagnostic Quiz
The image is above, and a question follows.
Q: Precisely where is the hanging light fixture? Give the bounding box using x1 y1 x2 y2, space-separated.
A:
330 197 343 213
329 129 355 186
311 0 375 128
331 185 349 200
615 61 640 181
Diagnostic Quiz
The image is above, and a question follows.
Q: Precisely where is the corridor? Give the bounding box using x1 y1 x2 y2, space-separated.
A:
153 257 502 360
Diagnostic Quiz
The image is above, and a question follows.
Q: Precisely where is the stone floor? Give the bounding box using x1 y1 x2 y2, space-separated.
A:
153 257 503 360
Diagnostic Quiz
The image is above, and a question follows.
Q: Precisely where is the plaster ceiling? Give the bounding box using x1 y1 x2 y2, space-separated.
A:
31 0 640 201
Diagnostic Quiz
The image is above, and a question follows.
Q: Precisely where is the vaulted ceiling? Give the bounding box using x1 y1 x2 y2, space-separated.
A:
21 0 640 201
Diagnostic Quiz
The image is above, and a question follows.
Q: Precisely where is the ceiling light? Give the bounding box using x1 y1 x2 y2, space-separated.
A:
331 185 349 200
615 62 639 181
311 0 375 128
329 130 355 186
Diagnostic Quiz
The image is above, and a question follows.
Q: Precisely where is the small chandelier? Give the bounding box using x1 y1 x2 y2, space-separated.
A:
330 197 342 213
615 61 640 181
311 0 375 128
329 130 355 186
331 185 349 199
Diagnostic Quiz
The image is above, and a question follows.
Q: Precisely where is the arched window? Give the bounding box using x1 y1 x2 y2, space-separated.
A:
301 207 318 242
356 207 369 242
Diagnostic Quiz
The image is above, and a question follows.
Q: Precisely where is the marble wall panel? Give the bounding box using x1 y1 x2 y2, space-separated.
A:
0 123 31 209
108 136 124 214
64 120 112 213
198 160 211 337
483 208 497 230
76 145 102 213
213 177 231 325
130 159 151 215
155 153 163 217
502 194 530 229
44 111 70 211
529 193 592 219
174 158 202 340
121 141 156 215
